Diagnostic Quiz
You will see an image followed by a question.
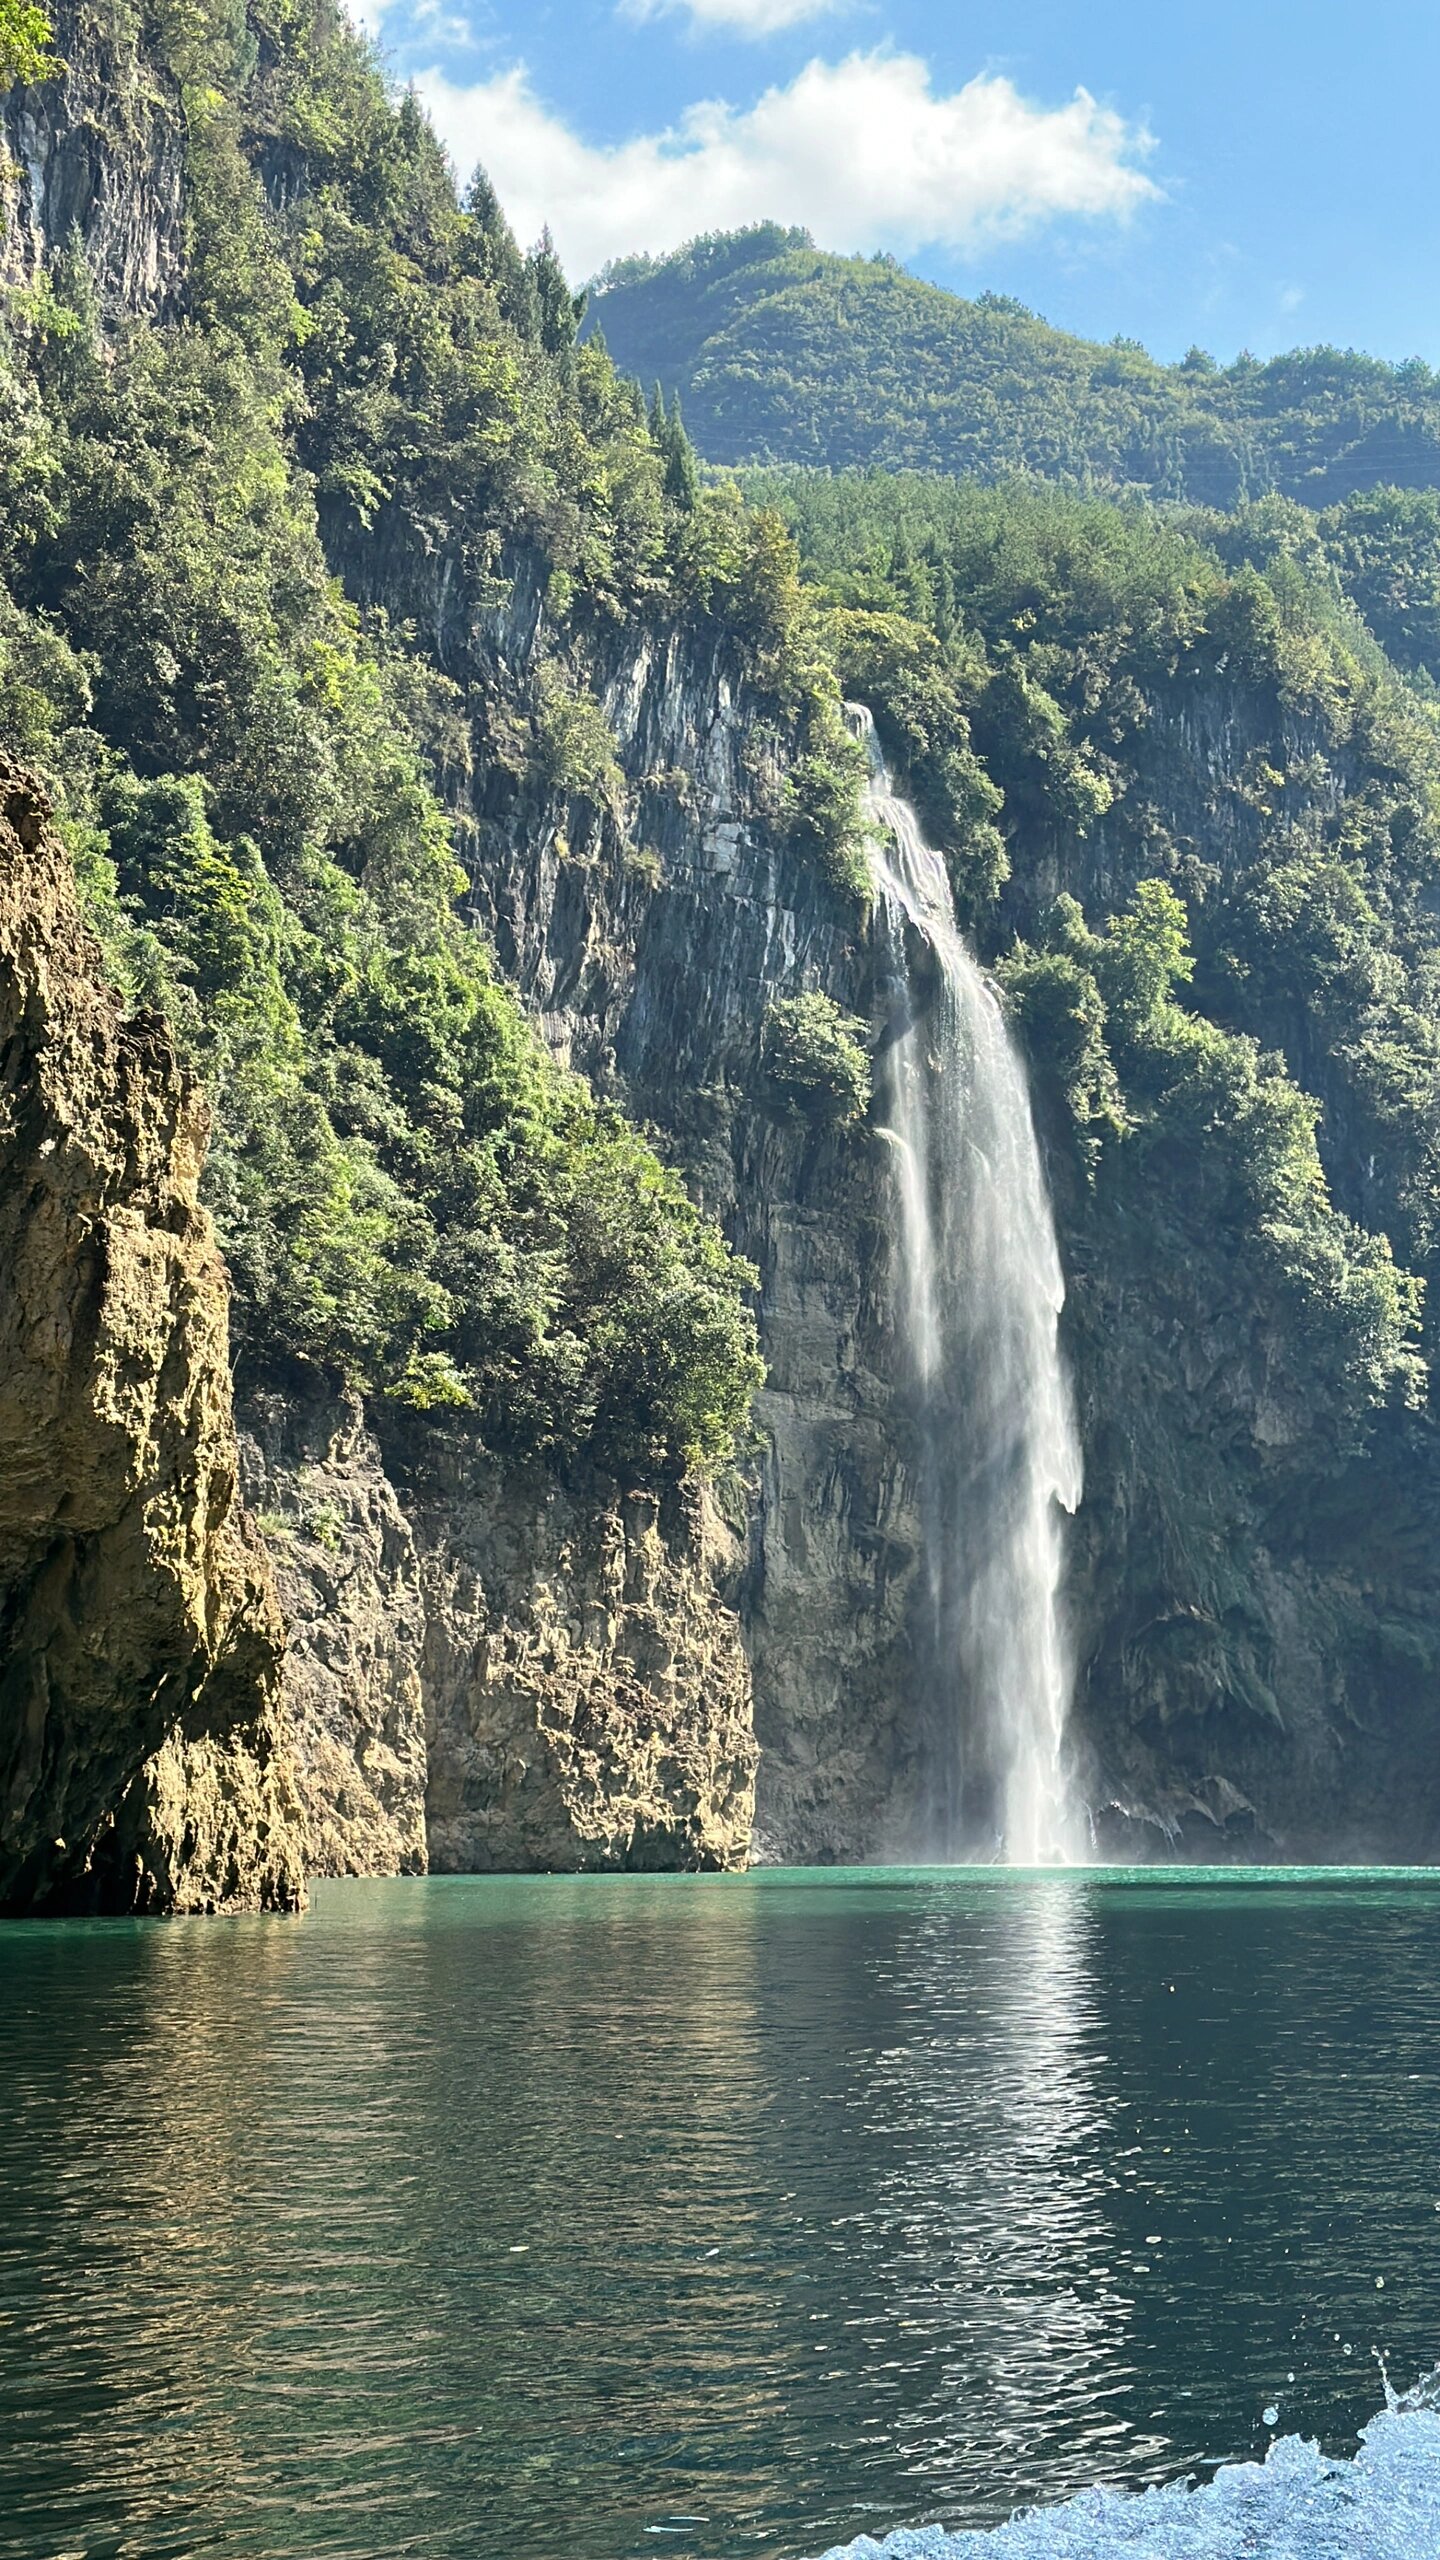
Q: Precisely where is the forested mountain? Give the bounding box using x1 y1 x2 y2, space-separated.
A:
0 3 795 1480
588 227 1440 513
8 0 1440 1892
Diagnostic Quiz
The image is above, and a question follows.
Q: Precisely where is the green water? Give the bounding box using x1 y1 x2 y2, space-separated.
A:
2 1869 1440 2559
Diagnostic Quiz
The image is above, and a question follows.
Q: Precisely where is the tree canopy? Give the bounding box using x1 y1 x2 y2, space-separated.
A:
589 228 1440 511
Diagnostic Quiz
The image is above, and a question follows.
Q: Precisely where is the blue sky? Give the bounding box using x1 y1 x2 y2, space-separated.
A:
358 0 1440 366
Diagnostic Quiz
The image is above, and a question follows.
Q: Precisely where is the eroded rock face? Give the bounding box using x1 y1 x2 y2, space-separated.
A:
0 5 186 315
414 1454 756 1874
237 1383 756 1877
239 1392 429 1880
0 761 305 1912
1057 1070 1440 1865
457 592 934 1861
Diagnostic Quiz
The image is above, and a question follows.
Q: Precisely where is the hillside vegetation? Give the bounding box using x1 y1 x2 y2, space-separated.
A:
6 7 1440 1501
0 2 853 1480
589 227 1440 513
748 465 1440 1424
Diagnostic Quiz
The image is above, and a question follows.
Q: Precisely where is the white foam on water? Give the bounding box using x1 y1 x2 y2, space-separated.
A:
816 2380 1440 2559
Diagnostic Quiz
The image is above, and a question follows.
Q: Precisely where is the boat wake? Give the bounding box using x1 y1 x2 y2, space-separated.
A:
818 2373 1440 2558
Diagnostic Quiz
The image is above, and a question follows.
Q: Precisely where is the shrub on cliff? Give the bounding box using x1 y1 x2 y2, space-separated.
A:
824 608 1007 920
0 0 58 86
1007 880 1426 1425
760 994 872 1127
783 730 871 904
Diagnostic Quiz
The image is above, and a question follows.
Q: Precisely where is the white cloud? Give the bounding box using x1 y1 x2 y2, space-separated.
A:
623 0 841 37
412 49 1159 280
353 0 480 49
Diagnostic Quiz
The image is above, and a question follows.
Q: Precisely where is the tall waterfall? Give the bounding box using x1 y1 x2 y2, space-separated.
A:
853 705 1084 1864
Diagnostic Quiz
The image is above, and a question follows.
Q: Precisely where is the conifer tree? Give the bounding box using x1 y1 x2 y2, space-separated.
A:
527 227 583 361
662 394 700 512
465 166 538 336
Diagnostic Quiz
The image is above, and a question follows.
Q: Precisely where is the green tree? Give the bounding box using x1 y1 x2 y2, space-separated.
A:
760 993 872 1126
0 0 59 85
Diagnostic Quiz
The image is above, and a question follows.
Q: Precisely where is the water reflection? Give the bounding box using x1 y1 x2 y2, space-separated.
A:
3 1873 1440 2559
856 1888 1130 2500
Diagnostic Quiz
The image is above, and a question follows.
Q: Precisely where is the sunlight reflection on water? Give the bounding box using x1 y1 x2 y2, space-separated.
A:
2 1868 1439 2558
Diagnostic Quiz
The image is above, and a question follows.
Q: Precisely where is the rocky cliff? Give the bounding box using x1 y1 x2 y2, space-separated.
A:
0 735 758 1898
238 1388 755 1875
411 1446 754 1875
451 602 1440 1863
2 7 764 1886
9 0 1440 1877
450 591 946 1859
0 759 305 1912
0 5 184 314
1069 1219 1440 1859
1004 676 1440 1858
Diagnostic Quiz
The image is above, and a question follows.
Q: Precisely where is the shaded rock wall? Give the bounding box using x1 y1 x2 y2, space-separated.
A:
0 760 305 1912
1009 675 1440 1858
0 10 185 314
455 588 940 1860
1051 1100 1440 1858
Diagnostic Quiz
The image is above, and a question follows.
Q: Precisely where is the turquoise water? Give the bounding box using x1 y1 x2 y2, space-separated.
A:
3 1869 1440 2558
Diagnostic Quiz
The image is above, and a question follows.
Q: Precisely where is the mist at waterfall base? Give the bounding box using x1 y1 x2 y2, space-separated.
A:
855 708 1082 1866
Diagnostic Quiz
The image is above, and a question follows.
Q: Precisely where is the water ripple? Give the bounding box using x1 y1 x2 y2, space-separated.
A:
2 1869 1439 2558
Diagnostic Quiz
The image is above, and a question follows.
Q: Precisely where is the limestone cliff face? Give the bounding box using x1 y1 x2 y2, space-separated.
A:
413 1452 755 1874
268 544 921 1863
0 8 185 315
237 1392 429 1880
0 761 305 1913
453 585 941 1860
448 599 1440 1864
237 1387 755 1875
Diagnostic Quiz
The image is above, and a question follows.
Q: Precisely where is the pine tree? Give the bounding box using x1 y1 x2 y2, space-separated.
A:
465 166 538 337
527 227 582 362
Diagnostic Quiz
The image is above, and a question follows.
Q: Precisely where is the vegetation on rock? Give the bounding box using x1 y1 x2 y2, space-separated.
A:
0 0 784 1479
760 993 872 1127
749 466 1440 1427
0 756 304 1916
0 0 58 86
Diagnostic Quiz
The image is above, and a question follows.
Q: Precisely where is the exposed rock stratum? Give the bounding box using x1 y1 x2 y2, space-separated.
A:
0 760 306 1913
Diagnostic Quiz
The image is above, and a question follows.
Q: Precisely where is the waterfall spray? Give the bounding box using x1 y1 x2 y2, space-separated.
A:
853 706 1083 1864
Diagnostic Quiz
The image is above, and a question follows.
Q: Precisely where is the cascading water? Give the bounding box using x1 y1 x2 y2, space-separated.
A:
852 704 1083 1864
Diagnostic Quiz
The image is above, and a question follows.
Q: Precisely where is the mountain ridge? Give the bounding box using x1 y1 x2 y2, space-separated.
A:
587 225 1440 510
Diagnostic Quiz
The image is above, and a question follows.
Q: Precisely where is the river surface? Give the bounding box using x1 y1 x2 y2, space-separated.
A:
3 1870 1440 2559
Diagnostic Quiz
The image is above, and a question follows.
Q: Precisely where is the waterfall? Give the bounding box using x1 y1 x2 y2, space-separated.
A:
852 705 1083 1865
